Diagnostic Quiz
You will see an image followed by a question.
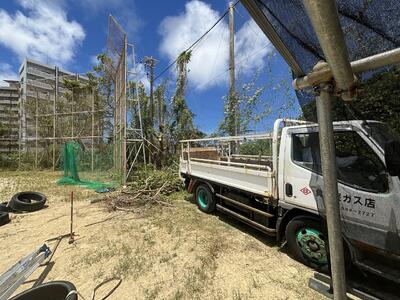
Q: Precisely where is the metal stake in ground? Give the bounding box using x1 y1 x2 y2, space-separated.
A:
69 191 75 244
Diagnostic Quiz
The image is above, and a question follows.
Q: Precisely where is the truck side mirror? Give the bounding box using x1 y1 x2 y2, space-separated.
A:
385 140 400 177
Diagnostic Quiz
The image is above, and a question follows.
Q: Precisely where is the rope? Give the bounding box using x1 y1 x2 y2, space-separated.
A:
91 277 122 300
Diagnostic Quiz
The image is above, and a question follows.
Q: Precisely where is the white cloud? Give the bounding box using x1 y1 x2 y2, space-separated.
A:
235 19 273 75
90 55 99 66
129 63 150 91
0 63 18 86
158 1 273 90
0 0 85 66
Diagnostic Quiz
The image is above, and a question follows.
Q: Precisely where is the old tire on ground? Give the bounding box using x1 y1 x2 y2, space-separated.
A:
286 217 329 272
195 184 216 213
9 192 46 212
0 212 10 226
0 202 11 212
9 281 77 300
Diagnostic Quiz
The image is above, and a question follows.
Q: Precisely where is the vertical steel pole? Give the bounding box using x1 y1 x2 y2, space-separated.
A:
148 58 155 128
53 67 58 171
133 47 146 169
35 90 38 169
303 1 354 95
122 36 127 184
187 141 190 173
228 142 231 162
302 1 354 298
18 99 21 169
91 89 95 172
316 84 347 299
69 191 74 244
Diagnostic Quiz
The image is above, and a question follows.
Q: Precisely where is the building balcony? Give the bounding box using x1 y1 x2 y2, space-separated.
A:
27 67 55 80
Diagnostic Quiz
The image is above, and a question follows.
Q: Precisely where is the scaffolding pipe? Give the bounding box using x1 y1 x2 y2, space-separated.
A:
293 47 400 90
122 36 127 184
303 0 353 299
131 43 147 171
35 91 38 169
303 0 354 98
53 67 58 171
91 90 95 172
33 110 104 118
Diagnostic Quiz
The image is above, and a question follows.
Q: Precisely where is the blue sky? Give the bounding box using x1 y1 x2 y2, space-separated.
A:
0 0 301 134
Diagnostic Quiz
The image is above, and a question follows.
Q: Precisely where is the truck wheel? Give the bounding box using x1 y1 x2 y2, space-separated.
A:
195 184 215 213
286 217 328 272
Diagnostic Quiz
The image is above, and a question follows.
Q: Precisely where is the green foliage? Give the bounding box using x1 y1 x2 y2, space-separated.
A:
301 66 400 135
239 139 272 156
0 122 11 137
220 68 271 135
0 152 19 169
170 50 200 143
128 166 182 195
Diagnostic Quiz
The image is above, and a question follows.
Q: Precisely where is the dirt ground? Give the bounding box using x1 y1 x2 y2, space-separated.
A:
0 171 323 299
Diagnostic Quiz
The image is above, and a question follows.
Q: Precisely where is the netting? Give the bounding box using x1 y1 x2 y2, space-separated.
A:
250 0 400 267
106 15 126 75
106 15 130 183
57 141 114 191
15 66 114 172
254 0 400 114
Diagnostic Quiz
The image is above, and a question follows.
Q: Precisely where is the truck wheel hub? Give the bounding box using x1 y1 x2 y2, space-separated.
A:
296 228 327 264
197 189 209 209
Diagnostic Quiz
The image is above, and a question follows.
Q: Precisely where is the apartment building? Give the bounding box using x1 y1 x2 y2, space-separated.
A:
19 58 88 143
0 80 19 153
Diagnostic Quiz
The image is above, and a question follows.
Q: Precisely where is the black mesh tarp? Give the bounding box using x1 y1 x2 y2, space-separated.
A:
244 0 400 280
254 0 400 111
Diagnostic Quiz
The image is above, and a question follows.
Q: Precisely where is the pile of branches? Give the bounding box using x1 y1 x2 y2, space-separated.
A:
109 167 182 212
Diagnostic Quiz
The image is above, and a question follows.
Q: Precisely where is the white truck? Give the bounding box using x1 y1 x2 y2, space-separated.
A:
179 118 400 282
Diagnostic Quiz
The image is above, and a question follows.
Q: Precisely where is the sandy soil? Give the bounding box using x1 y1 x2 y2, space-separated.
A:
0 171 323 299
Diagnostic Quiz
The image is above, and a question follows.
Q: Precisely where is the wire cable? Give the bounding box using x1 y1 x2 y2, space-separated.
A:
197 44 271 89
154 0 239 82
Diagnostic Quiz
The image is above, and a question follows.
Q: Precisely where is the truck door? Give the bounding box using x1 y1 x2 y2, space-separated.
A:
283 127 400 261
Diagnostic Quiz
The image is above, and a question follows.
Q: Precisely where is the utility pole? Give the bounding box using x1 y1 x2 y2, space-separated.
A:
143 56 158 165
144 56 158 127
229 1 237 136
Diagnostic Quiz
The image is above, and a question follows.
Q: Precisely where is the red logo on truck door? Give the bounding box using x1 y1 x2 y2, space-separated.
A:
300 187 311 195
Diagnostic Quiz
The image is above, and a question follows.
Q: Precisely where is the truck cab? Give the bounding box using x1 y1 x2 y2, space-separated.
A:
179 119 400 282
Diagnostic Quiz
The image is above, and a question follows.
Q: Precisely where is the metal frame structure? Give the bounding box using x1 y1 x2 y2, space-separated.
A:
107 15 146 185
15 16 145 185
126 43 147 181
18 71 105 171
240 0 400 298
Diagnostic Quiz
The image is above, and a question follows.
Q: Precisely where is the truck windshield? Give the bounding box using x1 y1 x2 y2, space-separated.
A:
362 122 400 151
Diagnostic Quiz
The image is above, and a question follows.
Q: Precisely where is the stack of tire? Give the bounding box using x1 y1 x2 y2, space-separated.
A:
0 192 46 227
